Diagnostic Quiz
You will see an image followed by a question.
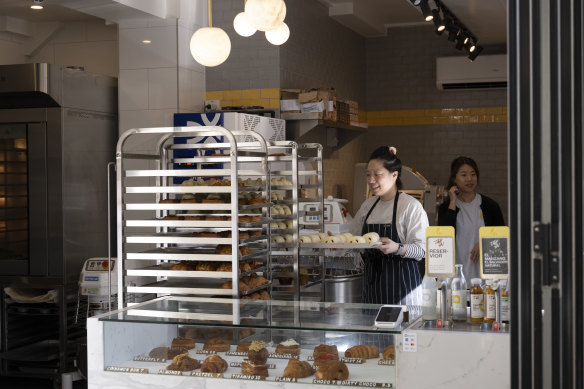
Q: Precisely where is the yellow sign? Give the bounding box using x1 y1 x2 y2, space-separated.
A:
479 226 510 279
425 226 455 278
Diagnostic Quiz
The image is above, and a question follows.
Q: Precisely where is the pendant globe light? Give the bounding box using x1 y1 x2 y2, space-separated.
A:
233 11 256 37
244 0 286 32
265 22 289 45
190 0 231 67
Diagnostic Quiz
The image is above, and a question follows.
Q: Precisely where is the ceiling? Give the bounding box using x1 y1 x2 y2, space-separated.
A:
0 0 507 45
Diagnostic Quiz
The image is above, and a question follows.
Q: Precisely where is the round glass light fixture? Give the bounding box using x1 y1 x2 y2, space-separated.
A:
265 22 289 45
245 0 286 32
233 11 256 37
31 0 43 9
190 27 231 67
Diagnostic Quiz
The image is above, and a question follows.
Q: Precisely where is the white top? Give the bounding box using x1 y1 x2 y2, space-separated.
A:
351 192 428 254
455 194 485 280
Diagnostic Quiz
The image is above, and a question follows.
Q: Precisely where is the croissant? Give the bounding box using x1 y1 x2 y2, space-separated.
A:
200 354 228 373
382 345 395 360
166 353 201 371
344 345 379 359
282 358 315 378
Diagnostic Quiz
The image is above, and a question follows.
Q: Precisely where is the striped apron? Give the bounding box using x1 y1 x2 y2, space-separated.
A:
361 192 423 305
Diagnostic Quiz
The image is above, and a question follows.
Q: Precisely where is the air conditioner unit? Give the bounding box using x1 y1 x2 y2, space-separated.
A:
436 54 507 90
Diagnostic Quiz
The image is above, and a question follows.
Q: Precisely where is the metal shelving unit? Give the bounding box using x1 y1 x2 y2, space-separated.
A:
116 126 272 314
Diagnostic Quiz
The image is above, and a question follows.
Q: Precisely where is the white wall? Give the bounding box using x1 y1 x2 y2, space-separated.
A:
0 19 118 78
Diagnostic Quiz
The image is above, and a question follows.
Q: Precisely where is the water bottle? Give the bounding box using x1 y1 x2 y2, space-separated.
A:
451 264 468 321
422 275 438 320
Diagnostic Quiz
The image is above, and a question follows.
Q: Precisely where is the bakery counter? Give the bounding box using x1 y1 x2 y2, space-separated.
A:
87 298 510 389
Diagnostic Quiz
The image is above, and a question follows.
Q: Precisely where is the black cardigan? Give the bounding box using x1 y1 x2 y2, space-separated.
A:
437 194 505 229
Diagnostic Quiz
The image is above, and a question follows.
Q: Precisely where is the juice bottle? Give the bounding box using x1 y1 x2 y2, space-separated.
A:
469 278 483 323
483 280 496 323
500 280 510 324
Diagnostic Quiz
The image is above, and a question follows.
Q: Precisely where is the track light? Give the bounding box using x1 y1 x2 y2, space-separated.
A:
31 0 44 10
465 38 476 53
468 45 483 61
455 34 465 50
419 0 433 21
432 10 445 33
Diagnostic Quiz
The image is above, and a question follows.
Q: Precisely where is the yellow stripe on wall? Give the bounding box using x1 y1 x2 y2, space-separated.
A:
206 89 280 109
366 107 507 127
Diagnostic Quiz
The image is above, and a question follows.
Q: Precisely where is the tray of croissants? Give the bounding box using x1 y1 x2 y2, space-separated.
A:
299 232 383 249
134 337 396 384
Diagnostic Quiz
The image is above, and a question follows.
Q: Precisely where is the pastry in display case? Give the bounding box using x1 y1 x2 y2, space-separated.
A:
88 297 406 388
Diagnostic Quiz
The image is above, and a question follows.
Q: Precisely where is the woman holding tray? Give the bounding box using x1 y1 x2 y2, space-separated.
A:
350 146 429 305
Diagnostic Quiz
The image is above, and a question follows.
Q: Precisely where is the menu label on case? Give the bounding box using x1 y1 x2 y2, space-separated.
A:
378 359 395 366
226 351 247 357
191 371 223 378
106 366 148 374
196 349 217 355
275 377 298 383
231 373 266 380
269 353 299 359
340 357 364 364
133 356 166 363
230 362 275 369
158 369 182 376
313 379 390 387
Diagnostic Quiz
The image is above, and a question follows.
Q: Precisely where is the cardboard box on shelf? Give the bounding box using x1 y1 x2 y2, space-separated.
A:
298 88 337 121
280 89 301 113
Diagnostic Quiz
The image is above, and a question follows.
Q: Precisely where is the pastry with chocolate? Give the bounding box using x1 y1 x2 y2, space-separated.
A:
166 352 201 371
382 345 395 360
344 344 379 359
313 344 339 366
282 358 315 378
148 346 169 359
171 337 195 350
247 340 269 365
314 360 349 380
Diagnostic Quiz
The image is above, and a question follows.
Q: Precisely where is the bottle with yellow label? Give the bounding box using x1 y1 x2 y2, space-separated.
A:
483 280 496 323
470 278 483 323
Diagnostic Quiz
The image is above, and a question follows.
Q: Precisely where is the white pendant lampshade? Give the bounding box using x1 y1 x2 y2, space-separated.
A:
233 11 256 37
265 22 289 45
244 0 286 32
190 27 231 67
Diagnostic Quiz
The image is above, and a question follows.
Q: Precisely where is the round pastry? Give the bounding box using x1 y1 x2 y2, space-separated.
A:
348 236 366 244
283 234 294 242
283 358 315 378
323 236 335 244
335 234 347 243
169 263 189 270
258 290 271 300
247 275 269 289
196 262 217 271
241 359 268 377
248 198 267 205
275 339 301 356
315 360 349 380
299 236 312 243
382 345 395 360
200 354 228 373
240 262 252 273
247 340 269 365
216 263 232 272
363 232 380 243
168 346 190 359
344 344 379 359
309 234 321 243
341 232 353 240
236 341 252 352
317 232 327 241
271 235 285 243
148 346 169 359
240 245 252 256
215 245 232 255
203 338 230 352
166 352 201 371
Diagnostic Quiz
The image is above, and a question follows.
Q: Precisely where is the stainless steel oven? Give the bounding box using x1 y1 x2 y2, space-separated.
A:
0 63 117 384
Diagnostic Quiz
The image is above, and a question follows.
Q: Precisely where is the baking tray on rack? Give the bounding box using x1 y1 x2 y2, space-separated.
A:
300 242 382 249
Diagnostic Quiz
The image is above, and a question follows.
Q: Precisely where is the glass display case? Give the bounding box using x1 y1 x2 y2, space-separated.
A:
88 297 414 388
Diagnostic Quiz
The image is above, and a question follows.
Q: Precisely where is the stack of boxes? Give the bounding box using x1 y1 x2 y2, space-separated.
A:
280 88 337 121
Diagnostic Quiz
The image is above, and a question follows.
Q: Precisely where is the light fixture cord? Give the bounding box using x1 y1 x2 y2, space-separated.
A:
208 0 213 27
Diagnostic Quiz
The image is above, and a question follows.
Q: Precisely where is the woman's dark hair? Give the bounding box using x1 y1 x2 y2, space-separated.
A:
447 156 480 189
368 146 402 189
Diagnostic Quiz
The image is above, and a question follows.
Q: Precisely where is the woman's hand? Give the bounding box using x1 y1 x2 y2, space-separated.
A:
377 237 400 255
470 242 480 262
448 185 459 209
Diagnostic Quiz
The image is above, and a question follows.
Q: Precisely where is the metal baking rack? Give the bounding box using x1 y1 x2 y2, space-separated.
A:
266 142 325 302
116 126 272 310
